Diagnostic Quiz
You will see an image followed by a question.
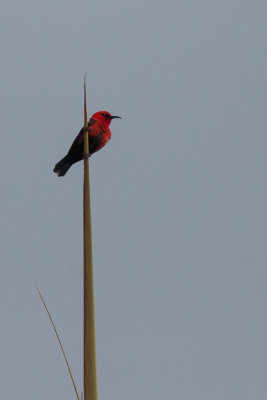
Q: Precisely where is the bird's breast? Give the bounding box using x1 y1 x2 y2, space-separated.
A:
89 127 111 154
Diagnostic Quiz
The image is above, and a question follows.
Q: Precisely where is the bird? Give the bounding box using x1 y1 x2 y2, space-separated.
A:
53 111 121 176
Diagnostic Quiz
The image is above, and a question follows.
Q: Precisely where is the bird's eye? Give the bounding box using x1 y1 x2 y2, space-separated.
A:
102 113 108 118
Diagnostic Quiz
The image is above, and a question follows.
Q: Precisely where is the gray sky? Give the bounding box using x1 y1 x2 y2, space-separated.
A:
0 1 266 399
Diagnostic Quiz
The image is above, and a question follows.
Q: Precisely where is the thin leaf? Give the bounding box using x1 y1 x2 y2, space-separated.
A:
36 287 80 400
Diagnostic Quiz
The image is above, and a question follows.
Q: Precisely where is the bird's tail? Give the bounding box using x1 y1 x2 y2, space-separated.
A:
53 155 73 177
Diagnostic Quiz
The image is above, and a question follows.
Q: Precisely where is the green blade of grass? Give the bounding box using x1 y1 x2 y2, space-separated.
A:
36 287 80 400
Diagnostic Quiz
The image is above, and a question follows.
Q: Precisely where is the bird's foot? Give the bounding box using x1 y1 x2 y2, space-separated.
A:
84 153 91 159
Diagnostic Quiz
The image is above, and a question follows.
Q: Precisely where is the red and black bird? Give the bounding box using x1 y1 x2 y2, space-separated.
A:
53 111 121 176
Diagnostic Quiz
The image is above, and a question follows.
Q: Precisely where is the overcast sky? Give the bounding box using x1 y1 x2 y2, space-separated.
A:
0 1 266 399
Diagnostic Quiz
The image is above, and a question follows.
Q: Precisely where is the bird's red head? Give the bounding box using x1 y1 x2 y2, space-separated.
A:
91 111 121 126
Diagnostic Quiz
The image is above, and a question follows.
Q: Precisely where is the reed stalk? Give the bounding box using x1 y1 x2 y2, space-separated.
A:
83 77 98 400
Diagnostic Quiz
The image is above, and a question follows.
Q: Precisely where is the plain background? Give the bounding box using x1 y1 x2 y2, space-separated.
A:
0 1 266 399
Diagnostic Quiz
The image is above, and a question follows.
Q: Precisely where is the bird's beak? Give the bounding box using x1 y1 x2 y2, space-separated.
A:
110 115 121 119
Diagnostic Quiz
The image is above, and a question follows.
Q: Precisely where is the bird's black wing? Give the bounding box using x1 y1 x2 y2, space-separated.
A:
67 119 96 162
